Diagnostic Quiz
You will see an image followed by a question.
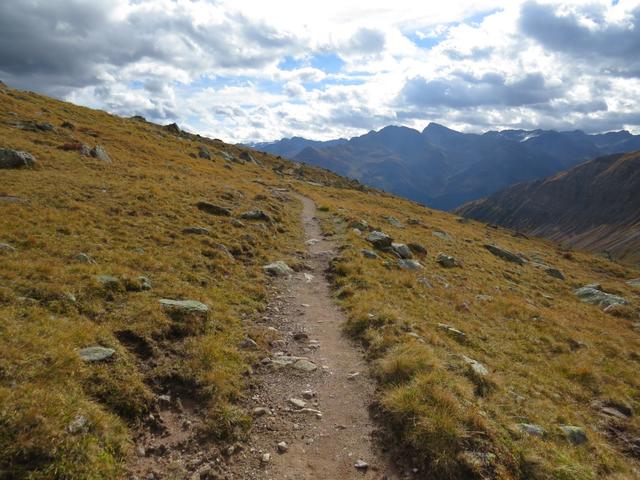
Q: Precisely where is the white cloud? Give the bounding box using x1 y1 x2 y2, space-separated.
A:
1 0 639 143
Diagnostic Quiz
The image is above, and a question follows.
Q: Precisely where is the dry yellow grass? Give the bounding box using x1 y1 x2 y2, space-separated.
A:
0 86 355 478
1 84 640 479
300 185 640 479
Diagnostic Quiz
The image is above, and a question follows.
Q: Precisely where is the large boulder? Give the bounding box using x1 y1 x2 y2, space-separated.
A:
573 285 629 308
366 231 393 249
484 244 525 265
0 148 37 169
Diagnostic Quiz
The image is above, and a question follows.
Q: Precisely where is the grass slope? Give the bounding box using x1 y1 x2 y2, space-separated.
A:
0 84 356 479
1 84 639 479
299 185 640 479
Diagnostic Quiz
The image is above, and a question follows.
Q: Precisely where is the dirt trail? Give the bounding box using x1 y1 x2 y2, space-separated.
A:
229 194 399 479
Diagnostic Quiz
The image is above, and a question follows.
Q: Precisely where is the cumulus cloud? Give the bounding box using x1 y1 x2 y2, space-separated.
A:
0 0 639 142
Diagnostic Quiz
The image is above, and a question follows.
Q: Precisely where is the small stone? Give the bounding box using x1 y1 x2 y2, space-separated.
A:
159 299 208 315
96 275 120 289
277 441 288 453
158 394 171 406
349 219 368 230
366 231 393 249
558 425 587 445
397 259 423 270
361 249 378 259
385 215 403 227
627 278 640 288
391 243 413 259
198 146 212 159
545 267 565 280
288 398 307 409
484 244 525 265
302 390 316 399
261 453 271 464
293 359 317 372
182 226 211 235
347 372 360 380
263 261 293 276
74 252 96 264
408 242 427 256
436 252 457 268
0 243 17 252
293 332 309 341
78 346 115 362
196 201 231 216
354 459 369 470
437 323 466 341
240 337 258 350
517 423 546 437
462 355 488 376
90 145 111 163
432 230 452 241
241 210 272 222
253 407 271 417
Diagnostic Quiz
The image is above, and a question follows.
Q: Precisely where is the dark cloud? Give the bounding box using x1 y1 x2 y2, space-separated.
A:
0 0 301 95
520 1 640 75
397 72 564 109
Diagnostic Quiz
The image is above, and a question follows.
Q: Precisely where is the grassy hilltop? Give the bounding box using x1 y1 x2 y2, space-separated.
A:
1 83 639 479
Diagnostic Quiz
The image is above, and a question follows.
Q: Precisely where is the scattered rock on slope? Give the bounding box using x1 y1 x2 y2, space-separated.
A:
366 231 392 249
90 145 111 163
182 226 210 235
0 148 37 169
558 425 587 445
78 346 115 362
397 259 423 270
391 242 413 259
0 243 17 253
263 261 293 276
573 285 629 308
196 201 232 216
436 252 458 268
198 146 212 159
484 244 525 265
241 209 272 222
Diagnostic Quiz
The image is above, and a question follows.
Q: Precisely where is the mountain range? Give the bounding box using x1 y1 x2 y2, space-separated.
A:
456 150 640 264
250 124 640 210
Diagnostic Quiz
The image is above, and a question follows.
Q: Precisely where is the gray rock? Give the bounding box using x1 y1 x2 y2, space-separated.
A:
239 151 260 164
198 146 212 160
288 398 307 409
131 276 152 291
241 209 272 222
437 323 466 341
240 337 258 350
462 355 488 376
79 346 115 362
349 219 369 231
263 261 293 276
385 216 403 227
545 267 565 280
0 243 16 252
95 275 120 289
159 299 209 316
558 425 587 445
354 459 369 470
293 359 317 372
196 201 231 216
253 407 271 416
408 242 427 256
517 423 546 437
361 249 378 259
432 230 452 241
627 278 640 288
74 252 96 264
397 259 423 270
366 230 393 249
391 242 413 259
90 145 111 163
0 148 37 169
484 244 525 265
436 252 457 268
573 286 629 308
261 453 271 464
182 226 210 235
277 441 288 453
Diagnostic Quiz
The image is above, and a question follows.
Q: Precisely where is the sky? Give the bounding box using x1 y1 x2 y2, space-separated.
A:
1 0 640 143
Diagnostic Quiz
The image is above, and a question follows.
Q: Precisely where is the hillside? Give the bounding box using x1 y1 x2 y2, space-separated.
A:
456 151 640 264
1 83 640 480
252 124 640 210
